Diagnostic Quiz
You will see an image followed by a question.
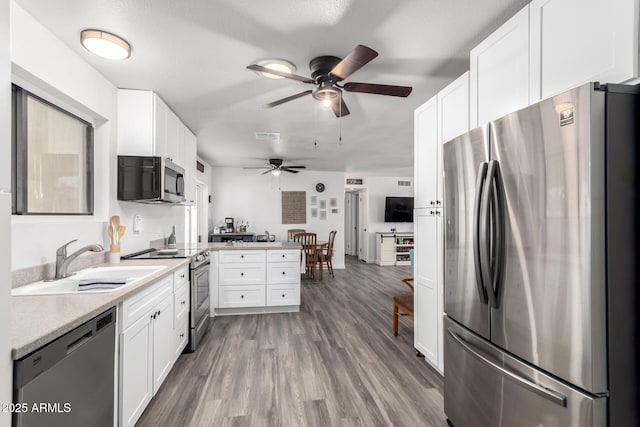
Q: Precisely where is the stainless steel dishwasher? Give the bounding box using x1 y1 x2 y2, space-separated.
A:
13 307 116 427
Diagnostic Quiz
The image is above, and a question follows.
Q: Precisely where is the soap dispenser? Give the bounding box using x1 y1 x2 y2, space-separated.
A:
167 226 177 249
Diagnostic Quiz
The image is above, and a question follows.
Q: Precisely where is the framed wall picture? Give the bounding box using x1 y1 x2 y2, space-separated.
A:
311 208 318 218
310 196 317 206
319 199 326 210
329 198 337 208
319 210 327 220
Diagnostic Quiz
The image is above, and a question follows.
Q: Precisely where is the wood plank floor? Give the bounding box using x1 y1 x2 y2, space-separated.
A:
138 256 448 427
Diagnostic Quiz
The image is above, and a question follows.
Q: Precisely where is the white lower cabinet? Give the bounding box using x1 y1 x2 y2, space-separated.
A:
413 208 444 373
119 269 189 427
214 249 301 314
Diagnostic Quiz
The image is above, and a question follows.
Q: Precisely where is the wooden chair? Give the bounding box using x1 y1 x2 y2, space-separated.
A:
319 230 337 278
287 229 305 241
294 232 318 279
393 278 414 336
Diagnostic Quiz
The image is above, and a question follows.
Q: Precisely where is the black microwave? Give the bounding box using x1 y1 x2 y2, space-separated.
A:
117 156 186 203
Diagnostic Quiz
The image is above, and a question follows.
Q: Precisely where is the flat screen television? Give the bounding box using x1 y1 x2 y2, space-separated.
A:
384 196 414 222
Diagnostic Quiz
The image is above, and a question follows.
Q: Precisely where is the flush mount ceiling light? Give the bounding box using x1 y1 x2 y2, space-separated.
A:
80 29 131 60
254 59 296 79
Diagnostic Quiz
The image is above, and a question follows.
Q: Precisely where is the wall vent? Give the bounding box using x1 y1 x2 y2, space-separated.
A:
254 131 281 141
398 180 411 187
346 178 364 185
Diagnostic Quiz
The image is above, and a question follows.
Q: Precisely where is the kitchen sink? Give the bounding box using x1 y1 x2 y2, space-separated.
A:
12 265 168 296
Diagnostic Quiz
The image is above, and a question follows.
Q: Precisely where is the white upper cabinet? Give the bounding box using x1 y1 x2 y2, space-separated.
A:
438 71 470 144
470 6 530 127
117 89 187 169
414 96 439 209
529 0 639 101
183 128 197 204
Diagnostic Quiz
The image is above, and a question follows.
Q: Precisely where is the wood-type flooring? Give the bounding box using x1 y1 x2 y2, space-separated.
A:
137 256 448 427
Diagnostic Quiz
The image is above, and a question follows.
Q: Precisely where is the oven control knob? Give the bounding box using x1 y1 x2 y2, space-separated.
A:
196 255 203 262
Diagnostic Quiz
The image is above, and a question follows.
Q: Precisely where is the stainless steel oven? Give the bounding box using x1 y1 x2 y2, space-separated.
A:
189 251 210 352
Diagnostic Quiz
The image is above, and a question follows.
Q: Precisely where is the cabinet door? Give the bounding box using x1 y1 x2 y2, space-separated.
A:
530 0 638 101
165 111 181 165
172 317 189 364
414 209 441 371
414 96 439 208
152 295 174 394
438 72 470 144
153 96 168 160
470 6 530 127
120 313 153 427
183 129 197 203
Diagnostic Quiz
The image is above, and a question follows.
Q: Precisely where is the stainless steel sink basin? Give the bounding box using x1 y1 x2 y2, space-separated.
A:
12 265 167 296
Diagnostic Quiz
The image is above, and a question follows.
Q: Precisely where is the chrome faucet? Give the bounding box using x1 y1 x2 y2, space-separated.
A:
55 239 104 280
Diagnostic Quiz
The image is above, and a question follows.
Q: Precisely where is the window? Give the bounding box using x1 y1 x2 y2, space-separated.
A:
12 85 94 215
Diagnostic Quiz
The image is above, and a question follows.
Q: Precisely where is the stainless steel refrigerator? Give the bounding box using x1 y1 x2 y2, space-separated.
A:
442 83 639 426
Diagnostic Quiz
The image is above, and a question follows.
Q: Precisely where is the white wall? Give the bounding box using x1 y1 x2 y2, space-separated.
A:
210 168 346 269
0 0 11 423
345 174 413 263
9 2 185 268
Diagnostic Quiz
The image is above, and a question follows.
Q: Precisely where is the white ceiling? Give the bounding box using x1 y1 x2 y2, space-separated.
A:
16 0 529 174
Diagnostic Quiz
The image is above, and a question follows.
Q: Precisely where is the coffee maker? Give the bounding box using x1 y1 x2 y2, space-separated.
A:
224 217 234 233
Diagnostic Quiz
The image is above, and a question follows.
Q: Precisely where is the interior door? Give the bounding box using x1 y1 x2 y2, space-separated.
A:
358 189 368 261
489 83 607 394
443 125 490 339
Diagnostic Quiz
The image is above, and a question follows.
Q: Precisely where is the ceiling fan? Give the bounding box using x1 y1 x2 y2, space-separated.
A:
247 45 412 117
243 158 307 176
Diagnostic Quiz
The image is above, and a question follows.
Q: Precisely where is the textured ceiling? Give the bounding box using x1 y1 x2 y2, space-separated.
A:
15 0 530 174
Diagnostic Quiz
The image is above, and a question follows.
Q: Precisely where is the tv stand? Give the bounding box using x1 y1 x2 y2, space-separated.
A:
375 232 414 266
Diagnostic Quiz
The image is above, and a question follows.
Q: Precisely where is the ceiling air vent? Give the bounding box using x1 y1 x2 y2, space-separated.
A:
346 178 363 185
254 131 281 141
398 180 411 187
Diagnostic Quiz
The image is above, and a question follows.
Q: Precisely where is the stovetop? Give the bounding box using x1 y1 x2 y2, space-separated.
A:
121 247 206 260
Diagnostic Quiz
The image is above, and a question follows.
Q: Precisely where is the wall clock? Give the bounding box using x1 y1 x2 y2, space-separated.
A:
315 182 325 193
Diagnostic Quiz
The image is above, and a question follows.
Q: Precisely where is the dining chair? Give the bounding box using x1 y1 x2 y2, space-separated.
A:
293 232 318 279
393 278 414 336
319 230 337 278
287 229 306 242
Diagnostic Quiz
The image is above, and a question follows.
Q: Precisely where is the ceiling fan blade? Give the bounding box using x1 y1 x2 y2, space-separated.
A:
280 167 300 173
330 45 378 80
247 64 314 83
282 165 306 169
331 97 351 117
243 167 270 169
263 90 313 108
343 82 412 97
261 169 274 175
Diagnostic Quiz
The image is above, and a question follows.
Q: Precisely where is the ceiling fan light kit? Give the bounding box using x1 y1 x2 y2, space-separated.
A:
246 45 413 118
80 29 131 60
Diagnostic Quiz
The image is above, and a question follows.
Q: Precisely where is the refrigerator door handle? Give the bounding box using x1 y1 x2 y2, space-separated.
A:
447 328 568 407
491 161 507 308
473 162 489 304
480 161 498 307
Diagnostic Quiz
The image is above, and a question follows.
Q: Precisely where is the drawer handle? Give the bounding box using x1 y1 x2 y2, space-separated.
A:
181 300 186 305
157 310 161 316
180 333 185 338
282 271 286 275
282 294 285 298
241 272 244 276
241 295 244 299
151 314 156 320
241 255 244 258
282 254 285 258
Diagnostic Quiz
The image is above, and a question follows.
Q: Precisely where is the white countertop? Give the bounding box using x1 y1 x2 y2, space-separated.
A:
10 258 190 360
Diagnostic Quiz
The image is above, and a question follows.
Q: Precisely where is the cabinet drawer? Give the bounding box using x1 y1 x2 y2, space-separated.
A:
173 266 189 288
174 281 189 326
219 285 265 308
122 275 173 330
219 264 266 285
267 250 300 263
173 317 188 362
266 263 301 284
220 250 265 263
266 284 300 306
